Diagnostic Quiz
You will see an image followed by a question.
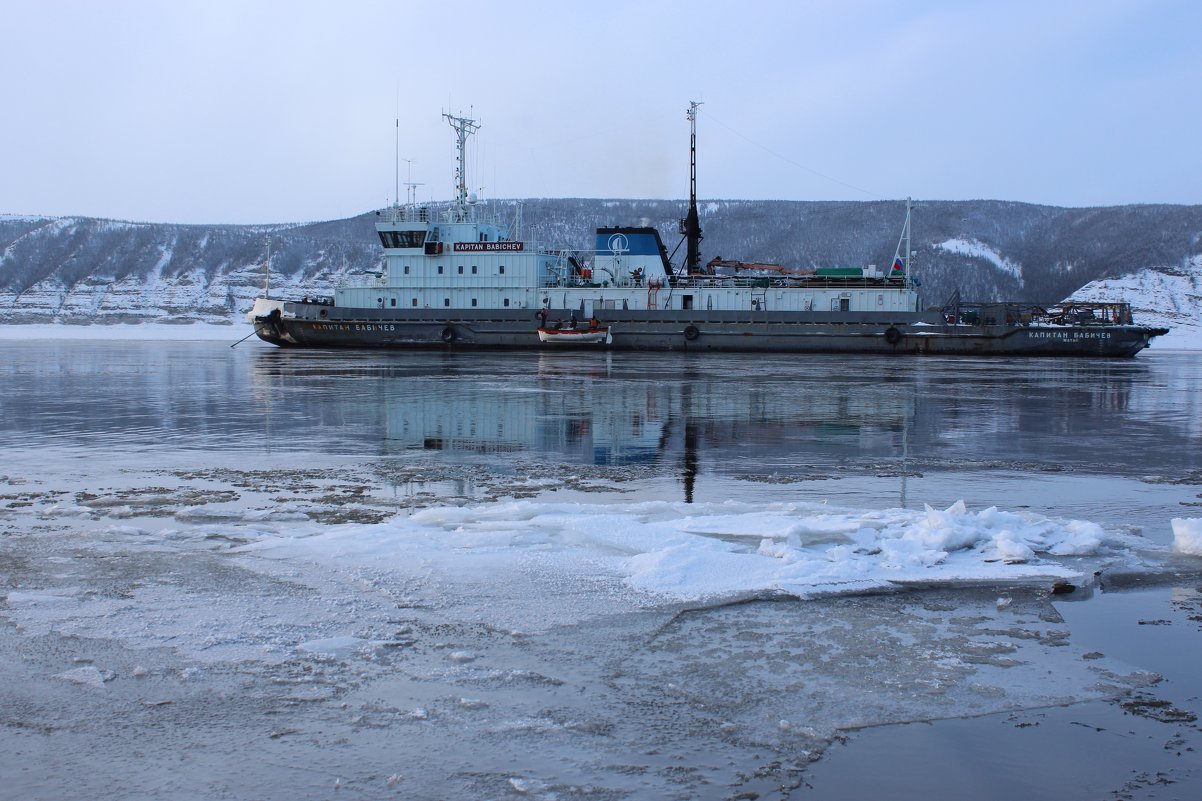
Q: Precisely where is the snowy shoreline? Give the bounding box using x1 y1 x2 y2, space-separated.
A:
0 322 259 342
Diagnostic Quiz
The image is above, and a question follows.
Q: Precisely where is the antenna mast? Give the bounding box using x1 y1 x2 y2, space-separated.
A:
443 112 481 214
681 101 704 275
403 159 422 206
891 197 913 284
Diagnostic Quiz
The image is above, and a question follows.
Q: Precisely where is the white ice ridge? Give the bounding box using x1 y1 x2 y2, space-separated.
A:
1172 517 1202 556
239 499 1123 604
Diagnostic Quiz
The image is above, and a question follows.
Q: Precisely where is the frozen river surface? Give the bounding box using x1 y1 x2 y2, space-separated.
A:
2 341 1201 800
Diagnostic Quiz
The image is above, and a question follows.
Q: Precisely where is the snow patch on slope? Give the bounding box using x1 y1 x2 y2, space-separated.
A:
939 238 1024 286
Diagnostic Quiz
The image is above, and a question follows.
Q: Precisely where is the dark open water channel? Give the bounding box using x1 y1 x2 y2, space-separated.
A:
1 340 1200 799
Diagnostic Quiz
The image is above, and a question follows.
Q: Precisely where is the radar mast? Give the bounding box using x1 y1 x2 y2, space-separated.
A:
682 101 704 275
443 112 480 216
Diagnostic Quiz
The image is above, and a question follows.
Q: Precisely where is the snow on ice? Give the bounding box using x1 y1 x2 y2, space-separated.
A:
1173 517 1202 556
239 498 1129 608
3 476 1188 799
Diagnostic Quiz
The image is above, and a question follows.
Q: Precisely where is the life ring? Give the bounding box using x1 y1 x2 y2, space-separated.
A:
683 325 700 341
440 326 456 343
884 326 902 345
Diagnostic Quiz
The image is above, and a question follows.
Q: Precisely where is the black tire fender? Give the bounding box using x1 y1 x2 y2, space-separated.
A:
884 326 902 345
683 325 700 341
441 326 456 343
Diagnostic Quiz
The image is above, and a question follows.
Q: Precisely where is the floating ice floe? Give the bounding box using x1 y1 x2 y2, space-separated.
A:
239 498 1135 604
54 666 111 687
6 590 78 606
1172 518 1202 556
296 636 370 656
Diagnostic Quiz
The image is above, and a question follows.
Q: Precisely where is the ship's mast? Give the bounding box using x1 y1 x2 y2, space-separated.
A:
444 112 480 215
891 197 913 285
682 101 704 275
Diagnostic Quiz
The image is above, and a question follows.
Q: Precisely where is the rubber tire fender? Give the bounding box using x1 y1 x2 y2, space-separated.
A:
683 324 700 341
884 326 902 345
441 326 456 343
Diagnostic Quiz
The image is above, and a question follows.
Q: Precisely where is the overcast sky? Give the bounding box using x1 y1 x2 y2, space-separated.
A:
2 0 1199 224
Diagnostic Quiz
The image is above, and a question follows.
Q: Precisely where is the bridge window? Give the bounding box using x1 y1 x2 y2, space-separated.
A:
503 298 510 307
499 265 505 274
471 265 477 274
471 298 477 307
458 265 464 274
378 230 425 248
438 265 444 274
444 298 450 307
390 298 396 307
411 298 418 307
403 265 410 275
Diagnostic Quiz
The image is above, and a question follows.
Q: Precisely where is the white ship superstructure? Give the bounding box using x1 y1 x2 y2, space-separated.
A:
335 111 919 318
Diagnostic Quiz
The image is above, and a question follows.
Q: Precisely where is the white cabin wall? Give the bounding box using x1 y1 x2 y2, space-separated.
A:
356 219 921 314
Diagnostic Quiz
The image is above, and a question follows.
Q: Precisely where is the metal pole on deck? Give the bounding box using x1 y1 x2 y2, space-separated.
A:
682 101 704 276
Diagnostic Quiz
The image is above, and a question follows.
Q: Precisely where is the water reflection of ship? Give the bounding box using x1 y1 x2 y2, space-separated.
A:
380 355 918 502
248 350 1180 504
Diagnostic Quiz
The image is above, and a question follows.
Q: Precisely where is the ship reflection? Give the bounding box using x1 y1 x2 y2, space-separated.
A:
247 349 1168 504
249 350 921 502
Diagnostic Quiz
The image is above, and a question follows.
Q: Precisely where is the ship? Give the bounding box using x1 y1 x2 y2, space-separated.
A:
247 107 1168 357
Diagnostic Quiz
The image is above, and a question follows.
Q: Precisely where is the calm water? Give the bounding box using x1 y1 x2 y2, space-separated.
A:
2 340 1201 800
3 341 1200 536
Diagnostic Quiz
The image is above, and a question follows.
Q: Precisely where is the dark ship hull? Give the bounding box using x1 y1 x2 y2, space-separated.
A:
252 303 1165 357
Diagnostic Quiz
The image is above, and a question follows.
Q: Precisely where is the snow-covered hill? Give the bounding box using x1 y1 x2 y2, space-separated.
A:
0 215 378 325
1070 254 1202 350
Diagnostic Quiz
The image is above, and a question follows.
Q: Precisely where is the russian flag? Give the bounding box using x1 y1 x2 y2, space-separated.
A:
891 256 905 274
